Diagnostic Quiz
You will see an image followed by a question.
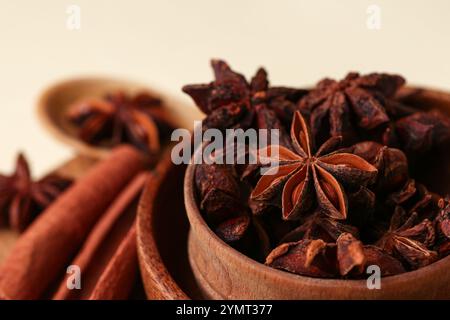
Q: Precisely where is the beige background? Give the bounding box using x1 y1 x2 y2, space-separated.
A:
1 0 449 176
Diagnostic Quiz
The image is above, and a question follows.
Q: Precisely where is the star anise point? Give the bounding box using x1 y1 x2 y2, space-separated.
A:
251 111 378 221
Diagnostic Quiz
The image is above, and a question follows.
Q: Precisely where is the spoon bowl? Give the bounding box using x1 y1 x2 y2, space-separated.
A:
37 76 201 158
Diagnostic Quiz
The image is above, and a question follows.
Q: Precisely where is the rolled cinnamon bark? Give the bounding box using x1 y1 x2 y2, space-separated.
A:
53 172 148 300
0 287 7 300
0 146 147 300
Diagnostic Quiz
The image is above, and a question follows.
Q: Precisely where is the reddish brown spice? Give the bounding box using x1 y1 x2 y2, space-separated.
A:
0 146 146 299
393 110 450 154
187 60 450 279
183 59 306 146
299 72 405 145
0 154 71 232
67 91 172 154
53 172 148 300
250 111 377 220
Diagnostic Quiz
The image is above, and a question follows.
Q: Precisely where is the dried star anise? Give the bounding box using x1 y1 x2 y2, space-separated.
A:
299 72 405 145
195 161 254 257
250 111 377 220
67 91 171 154
362 245 406 276
391 110 450 154
265 238 336 278
346 186 376 228
343 141 409 193
195 162 242 224
0 154 72 232
280 210 359 244
215 215 251 243
215 215 271 261
182 59 306 141
377 206 438 269
336 232 366 276
187 63 450 280
266 232 404 278
386 178 440 224
436 197 450 256
437 198 450 239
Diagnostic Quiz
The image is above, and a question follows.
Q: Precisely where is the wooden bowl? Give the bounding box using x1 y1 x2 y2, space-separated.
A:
184 87 450 300
136 152 204 300
37 76 201 159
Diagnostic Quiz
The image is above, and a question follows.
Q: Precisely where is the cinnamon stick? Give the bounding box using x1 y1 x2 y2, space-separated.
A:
0 146 147 300
53 172 148 300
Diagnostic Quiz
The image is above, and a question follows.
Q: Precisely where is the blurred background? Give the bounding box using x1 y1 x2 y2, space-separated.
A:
0 0 449 175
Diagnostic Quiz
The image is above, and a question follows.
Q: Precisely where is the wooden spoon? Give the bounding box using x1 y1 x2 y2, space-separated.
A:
37 76 202 159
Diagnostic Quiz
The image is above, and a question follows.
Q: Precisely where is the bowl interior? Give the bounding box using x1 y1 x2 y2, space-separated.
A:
137 155 205 299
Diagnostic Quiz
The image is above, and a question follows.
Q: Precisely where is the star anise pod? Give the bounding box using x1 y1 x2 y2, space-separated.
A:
346 186 377 228
215 215 271 261
438 242 450 257
386 179 440 221
299 72 405 145
265 238 336 278
0 154 72 232
435 197 450 256
194 148 274 257
67 91 171 154
336 232 366 276
274 232 367 277
215 215 251 243
362 245 406 276
182 59 306 142
195 162 242 224
194 151 273 260
280 210 359 244
377 206 438 269
391 110 450 154
437 197 450 239
343 141 409 194
266 233 404 278
250 111 378 220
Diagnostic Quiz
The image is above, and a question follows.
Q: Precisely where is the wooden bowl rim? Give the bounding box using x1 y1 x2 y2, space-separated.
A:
184 86 450 290
136 156 189 300
36 75 187 159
